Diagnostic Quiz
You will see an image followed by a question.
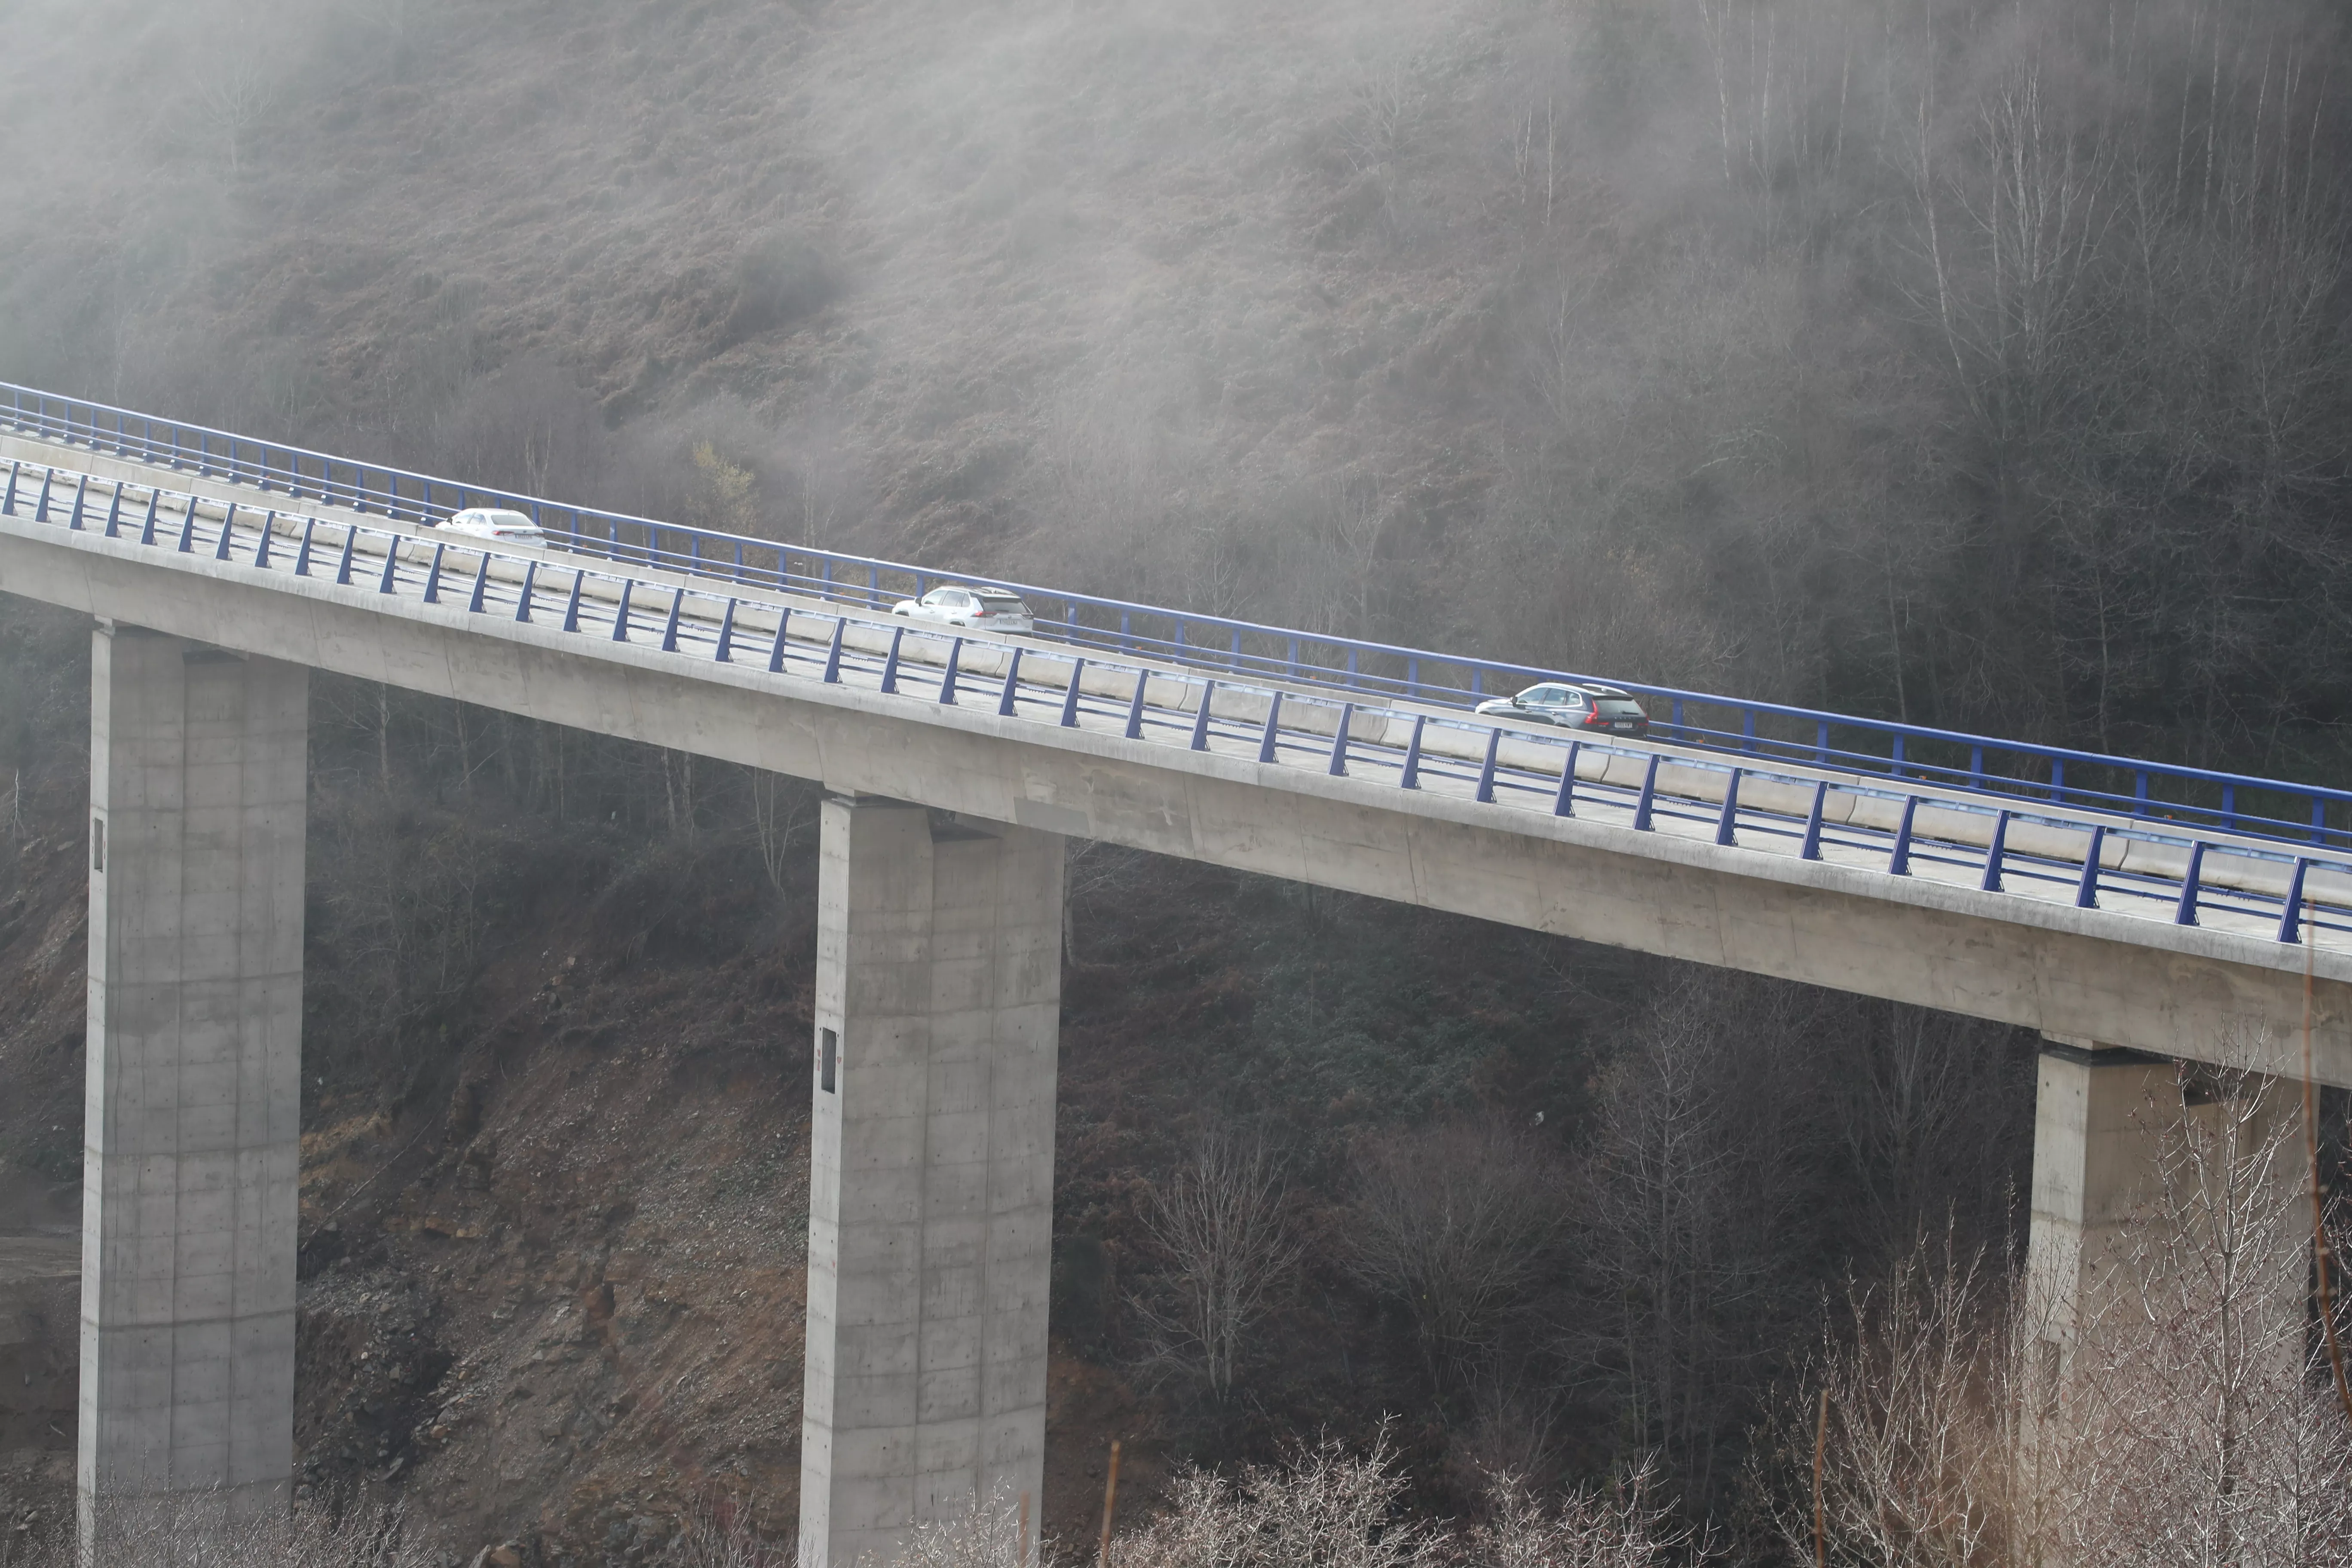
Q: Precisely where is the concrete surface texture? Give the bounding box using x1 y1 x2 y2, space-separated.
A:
800 797 1063 1568
79 627 305 1534
2023 1041 2306 1375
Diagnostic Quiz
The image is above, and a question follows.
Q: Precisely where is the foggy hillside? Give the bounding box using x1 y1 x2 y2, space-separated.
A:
6 0 2348 760
2 0 2351 1563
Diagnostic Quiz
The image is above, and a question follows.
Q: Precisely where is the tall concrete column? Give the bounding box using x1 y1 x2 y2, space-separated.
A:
2024 1040 2304 1373
800 796 1063 1568
80 626 306 1538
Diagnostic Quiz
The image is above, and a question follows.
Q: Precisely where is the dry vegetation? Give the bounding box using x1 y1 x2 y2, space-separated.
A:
2 0 2352 1562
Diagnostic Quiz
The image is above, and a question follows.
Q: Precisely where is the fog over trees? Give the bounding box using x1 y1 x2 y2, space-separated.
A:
2 0 2352 1562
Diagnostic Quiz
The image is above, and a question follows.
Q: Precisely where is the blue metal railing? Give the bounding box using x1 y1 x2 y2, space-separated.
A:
4 452 2349 949
6 379 2348 853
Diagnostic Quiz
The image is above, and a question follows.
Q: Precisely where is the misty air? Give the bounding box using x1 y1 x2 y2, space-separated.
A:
1 1 2349 1564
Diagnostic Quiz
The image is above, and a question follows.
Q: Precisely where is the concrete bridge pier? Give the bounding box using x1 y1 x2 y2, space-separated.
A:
79 626 306 1540
2025 1039 2306 1378
799 795 1063 1568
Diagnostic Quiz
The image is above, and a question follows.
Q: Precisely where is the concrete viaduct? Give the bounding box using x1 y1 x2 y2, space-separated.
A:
0 407 2347 1562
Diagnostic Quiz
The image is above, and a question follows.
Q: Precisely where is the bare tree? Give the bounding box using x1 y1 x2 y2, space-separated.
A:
2053 1062 2352 1568
1345 1113 1566 1384
1121 1427 1438 1568
1569 977 1817 1499
749 770 816 896
1468 1464 1697 1568
1763 1056 2352 1568
1133 1127 1302 1403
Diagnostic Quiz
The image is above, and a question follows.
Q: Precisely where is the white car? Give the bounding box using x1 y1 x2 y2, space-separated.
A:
891 585 1036 635
439 507 551 547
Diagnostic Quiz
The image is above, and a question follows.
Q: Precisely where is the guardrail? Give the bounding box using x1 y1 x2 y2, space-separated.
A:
8 379 2349 854
5 453 2349 951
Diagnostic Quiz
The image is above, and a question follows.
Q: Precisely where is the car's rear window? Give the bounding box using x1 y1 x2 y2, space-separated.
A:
1596 698 1645 718
975 594 1027 609
487 511 536 528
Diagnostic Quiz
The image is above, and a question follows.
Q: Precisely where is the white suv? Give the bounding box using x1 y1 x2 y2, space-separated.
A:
440 507 551 547
891 585 1036 634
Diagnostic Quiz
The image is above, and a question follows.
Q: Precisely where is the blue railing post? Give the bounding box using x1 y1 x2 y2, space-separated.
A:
1888 798 1918 875
1061 659 1087 727
821 619 846 683
1327 703 1354 776
768 606 794 672
1981 811 2012 892
1000 648 1026 716
1124 668 1148 738
714 599 738 662
1552 741 1579 817
1632 754 1659 829
1256 691 1283 762
1475 729 1501 804
1800 781 1826 860
2174 843 2205 926
1400 715 1425 790
1187 677 1214 748
2278 858 2312 943
940 637 964 705
2075 825 2105 908
1715 769 1742 846
563 569 585 632
1816 721 1829 764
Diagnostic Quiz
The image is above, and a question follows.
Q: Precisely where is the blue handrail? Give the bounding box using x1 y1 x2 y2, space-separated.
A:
5 453 2349 949
5 380 2345 851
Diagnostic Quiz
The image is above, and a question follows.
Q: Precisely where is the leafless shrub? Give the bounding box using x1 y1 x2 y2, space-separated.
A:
51 1493 436 1568
662 1494 790 1568
1345 1115 1566 1384
1132 1127 1304 1402
1760 1236 2032 1568
1461 1464 1698 1568
1121 1427 1437 1568
863 1483 1045 1568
